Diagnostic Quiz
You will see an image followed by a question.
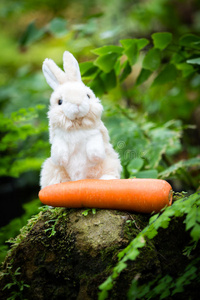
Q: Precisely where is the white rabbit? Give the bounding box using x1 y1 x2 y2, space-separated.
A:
40 51 122 189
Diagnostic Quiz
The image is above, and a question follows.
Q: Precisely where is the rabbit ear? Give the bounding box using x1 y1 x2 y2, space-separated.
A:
63 51 82 82
42 58 67 90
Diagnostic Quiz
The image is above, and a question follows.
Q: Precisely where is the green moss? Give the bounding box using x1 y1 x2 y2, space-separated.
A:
1 207 195 300
123 213 149 241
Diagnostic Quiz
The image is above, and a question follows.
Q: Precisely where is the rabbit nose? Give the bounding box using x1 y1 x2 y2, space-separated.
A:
69 99 80 105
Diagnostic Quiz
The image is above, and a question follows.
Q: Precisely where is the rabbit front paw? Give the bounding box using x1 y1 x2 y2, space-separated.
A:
87 147 105 163
61 154 69 167
51 149 69 167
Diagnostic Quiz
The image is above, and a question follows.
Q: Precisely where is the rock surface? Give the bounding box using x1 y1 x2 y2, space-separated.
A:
0 208 198 299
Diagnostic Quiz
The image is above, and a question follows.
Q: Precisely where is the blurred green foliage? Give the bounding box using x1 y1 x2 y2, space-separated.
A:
0 199 40 263
0 0 200 298
0 106 48 177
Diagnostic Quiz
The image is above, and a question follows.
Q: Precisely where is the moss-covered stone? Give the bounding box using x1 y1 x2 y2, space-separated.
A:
0 208 197 300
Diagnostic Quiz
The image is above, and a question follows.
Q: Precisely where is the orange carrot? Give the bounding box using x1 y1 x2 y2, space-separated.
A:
39 179 173 213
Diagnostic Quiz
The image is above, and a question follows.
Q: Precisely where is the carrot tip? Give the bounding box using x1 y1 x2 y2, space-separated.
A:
168 189 173 206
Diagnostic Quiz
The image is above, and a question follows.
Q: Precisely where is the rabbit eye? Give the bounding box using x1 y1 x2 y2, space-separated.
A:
58 99 63 105
87 94 90 99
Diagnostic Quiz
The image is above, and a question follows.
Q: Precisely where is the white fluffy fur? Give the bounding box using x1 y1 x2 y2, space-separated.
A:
40 51 122 189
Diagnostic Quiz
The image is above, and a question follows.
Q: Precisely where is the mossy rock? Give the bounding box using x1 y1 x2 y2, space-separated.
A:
0 208 195 300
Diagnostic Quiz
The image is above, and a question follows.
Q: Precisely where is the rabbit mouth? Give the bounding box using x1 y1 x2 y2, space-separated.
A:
63 103 89 120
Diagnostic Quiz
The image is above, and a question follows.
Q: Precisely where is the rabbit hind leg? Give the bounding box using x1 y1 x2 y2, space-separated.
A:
40 158 70 189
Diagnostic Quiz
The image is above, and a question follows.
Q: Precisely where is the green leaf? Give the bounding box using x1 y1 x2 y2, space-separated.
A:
120 38 149 50
133 235 146 248
146 228 158 239
149 213 159 224
14 267 21 275
98 290 109 300
81 208 97 216
179 34 200 48
88 73 105 96
177 63 195 77
114 261 127 273
99 276 113 291
19 21 45 46
160 218 170 229
94 53 119 73
136 68 152 85
127 158 144 175
145 141 168 169
124 41 138 65
3 283 15 290
137 38 150 50
126 249 140 260
153 64 178 85
48 17 68 37
190 224 200 241
100 69 117 91
143 48 161 71
92 45 123 55
82 209 90 216
135 169 158 179
119 60 132 82
152 32 172 50
186 57 200 65
114 59 121 76
185 206 198 231
79 61 98 77
159 157 200 179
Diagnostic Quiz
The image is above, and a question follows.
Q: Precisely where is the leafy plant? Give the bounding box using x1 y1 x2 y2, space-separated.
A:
98 191 200 300
79 31 200 133
79 32 200 190
44 208 68 237
103 108 185 181
0 106 48 178
81 32 200 94
2 264 30 300
82 208 97 216
127 259 200 300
